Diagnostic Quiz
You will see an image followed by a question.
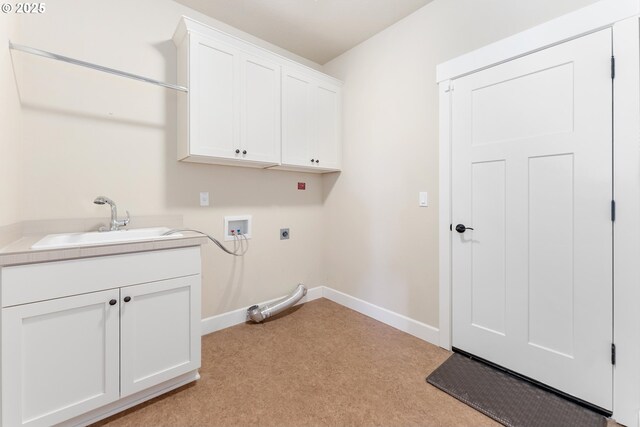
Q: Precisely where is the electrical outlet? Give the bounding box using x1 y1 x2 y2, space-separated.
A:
280 228 290 240
200 192 210 207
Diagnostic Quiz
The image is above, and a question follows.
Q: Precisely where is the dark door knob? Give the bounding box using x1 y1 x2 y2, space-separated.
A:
242 150 247 155
455 224 474 233
311 159 315 163
124 296 131 303
315 160 319 164
235 149 240 154
109 299 117 306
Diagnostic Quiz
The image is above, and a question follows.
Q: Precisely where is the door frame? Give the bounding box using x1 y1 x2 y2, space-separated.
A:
436 1 640 425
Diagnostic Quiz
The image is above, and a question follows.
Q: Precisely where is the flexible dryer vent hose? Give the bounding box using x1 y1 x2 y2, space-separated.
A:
247 284 307 323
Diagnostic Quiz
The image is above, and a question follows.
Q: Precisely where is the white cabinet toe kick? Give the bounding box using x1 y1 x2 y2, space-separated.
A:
0 246 203 427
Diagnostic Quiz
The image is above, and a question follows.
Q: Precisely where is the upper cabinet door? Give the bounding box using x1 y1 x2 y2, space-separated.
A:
2 290 120 427
282 68 314 167
240 54 281 164
281 67 342 172
189 34 240 159
314 82 341 171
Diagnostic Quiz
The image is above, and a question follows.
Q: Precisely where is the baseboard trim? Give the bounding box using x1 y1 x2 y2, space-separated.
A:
321 287 440 346
201 286 324 335
201 286 440 347
61 370 200 427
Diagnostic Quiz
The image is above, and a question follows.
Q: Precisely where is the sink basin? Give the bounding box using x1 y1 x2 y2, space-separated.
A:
31 227 183 250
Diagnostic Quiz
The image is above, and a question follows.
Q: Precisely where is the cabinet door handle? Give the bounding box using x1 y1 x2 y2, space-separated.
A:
316 159 319 164
242 150 247 155
124 296 131 303
235 149 240 154
109 299 117 306
311 159 315 163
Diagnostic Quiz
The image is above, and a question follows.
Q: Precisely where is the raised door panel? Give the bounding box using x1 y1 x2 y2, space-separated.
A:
120 275 201 397
240 54 281 165
2 290 120 427
189 34 239 159
314 83 341 170
282 68 314 168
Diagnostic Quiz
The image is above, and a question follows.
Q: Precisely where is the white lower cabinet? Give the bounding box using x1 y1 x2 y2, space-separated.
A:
3 290 121 427
0 247 202 427
120 276 200 397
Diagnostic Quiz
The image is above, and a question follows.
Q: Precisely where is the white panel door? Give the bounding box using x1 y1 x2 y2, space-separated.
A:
240 53 281 164
314 82 341 170
451 29 613 410
190 34 240 158
2 290 120 427
282 68 314 167
120 275 201 397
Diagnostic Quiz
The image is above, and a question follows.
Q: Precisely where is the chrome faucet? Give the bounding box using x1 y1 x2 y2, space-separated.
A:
94 196 130 231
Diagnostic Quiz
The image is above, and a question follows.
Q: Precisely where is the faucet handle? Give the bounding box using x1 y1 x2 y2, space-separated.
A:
115 210 130 229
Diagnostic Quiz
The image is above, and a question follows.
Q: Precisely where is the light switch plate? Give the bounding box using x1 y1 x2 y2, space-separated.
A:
419 192 428 207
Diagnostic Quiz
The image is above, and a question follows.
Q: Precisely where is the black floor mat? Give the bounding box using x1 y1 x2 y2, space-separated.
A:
426 353 606 427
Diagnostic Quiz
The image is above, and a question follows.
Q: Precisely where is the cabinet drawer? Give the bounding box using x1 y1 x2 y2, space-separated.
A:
1 247 201 307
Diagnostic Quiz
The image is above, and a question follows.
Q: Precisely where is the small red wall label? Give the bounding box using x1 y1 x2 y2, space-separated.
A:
298 182 306 190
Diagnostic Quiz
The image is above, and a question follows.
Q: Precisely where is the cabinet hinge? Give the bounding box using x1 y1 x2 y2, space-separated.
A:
611 200 616 222
444 82 454 93
612 343 616 365
611 56 616 80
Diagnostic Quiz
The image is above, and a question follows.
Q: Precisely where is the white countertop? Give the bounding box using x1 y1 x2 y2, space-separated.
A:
0 233 208 267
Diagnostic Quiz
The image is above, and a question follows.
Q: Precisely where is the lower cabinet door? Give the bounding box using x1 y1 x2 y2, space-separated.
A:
120 275 201 397
2 289 120 427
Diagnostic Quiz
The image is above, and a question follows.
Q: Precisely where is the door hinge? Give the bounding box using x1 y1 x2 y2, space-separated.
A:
611 56 616 80
611 200 616 222
611 343 616 365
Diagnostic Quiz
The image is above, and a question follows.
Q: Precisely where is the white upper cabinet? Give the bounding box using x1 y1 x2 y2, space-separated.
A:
279 67 342 172
281 69 314 167
240 54 281 164
189 34 240 161
313 81 342 171
174 17 342 172
181 33 279 167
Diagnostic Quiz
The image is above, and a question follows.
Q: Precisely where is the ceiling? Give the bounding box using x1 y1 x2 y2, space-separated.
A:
174 0 433 64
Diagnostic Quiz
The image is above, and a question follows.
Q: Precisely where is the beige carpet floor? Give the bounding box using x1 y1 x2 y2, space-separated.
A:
91 298 505 426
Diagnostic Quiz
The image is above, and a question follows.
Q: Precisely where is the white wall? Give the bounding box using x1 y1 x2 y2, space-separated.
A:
322 0 600 327
12 0 326 318
0 12 21 227
7 0 602 324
